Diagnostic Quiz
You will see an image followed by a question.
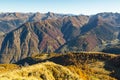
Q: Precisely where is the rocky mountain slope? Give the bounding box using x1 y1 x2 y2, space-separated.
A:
0 12 64 33
1 12 120 63
58 13 120 52
0 14 89 63
0 20 65 63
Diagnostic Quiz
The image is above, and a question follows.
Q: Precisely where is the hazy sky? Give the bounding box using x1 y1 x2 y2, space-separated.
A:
0 0 119 15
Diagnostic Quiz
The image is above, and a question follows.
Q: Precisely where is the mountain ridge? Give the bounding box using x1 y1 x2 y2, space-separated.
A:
0 12 120 63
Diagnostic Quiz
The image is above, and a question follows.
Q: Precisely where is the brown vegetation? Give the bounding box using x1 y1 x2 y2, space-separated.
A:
0 52 120 80
16 52 119 80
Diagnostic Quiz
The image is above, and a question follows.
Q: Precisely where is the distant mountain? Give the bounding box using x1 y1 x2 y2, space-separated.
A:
0 20 65 63
0 14 89 63
102 43 120 54
58 12 120 52
0 12 65 33
0 13 30 33
1 12 120 63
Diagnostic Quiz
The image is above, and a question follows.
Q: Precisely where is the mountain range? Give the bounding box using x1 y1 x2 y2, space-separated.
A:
0 12 120 63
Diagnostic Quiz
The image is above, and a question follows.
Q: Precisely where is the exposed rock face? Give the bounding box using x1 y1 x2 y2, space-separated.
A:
0 20 65 63
61 15 89 41
0 12 65 33
0 13 30 33
57 32 100 52
58 13 120 53
1 12 120 63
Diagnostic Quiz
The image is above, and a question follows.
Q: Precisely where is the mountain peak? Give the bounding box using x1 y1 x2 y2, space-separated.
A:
46 12 55 17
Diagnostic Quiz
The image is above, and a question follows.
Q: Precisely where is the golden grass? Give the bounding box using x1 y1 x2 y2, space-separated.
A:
67 65 89 80
65 52 117 80
32 53 61 60
0 52 119 80
0 64 19 74
0 62 82 80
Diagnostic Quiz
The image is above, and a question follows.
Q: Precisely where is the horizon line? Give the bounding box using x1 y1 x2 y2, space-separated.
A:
0 11 119 15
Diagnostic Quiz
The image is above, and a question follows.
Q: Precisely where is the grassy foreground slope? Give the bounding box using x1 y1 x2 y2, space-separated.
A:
0 52 120 80
0 64 19 74
16 52 119 80
0 62 83 80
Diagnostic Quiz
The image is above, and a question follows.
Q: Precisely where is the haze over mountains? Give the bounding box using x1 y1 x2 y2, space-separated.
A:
0 12 120 63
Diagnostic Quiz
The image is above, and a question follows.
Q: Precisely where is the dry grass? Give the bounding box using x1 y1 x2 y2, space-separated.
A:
67 65 89 80
0 64 19 74
32 53 61 60
65 52 117 80
1 52 120 80
0 62 82 80
31 52 118 80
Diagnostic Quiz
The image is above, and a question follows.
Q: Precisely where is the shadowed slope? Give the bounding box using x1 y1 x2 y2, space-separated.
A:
16 52 118 80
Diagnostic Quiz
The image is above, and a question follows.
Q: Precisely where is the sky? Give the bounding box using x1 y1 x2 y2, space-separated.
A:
0 0 119 15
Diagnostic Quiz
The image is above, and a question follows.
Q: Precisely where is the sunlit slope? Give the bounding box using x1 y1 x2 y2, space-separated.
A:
0 62 83 80
16 52 119 80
